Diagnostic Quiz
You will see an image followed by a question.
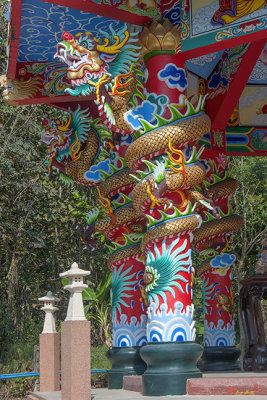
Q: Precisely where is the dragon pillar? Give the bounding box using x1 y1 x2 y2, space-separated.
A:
193 153 243 371
95 145 148 388
51 25 150 388
124 21 213 396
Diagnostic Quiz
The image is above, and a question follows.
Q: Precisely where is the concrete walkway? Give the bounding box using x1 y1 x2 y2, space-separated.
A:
28 372 267 400
28 388 267 400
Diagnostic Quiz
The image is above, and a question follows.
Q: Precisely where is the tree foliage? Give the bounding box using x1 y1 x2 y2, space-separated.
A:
0 2 111 351
228 156 266 364
0 0 266 363
0 96 111 345
229 156 267 282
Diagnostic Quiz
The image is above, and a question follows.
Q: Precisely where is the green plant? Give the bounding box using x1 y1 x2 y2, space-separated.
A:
83 268 112 348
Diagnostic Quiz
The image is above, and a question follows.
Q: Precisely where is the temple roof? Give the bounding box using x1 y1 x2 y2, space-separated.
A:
2 0 267 156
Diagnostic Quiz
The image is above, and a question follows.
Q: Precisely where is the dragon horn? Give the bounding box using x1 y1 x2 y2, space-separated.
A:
95 31 130 54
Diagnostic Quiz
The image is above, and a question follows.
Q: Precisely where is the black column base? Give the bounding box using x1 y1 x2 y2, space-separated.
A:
106 346 146 389
140 342 203 396
201 346 240 371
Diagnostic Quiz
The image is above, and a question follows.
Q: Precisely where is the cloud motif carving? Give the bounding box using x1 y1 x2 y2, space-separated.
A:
84 159 111 182
125 101 157 130
211 253 236 268
208 70 229 89
158 63 188 91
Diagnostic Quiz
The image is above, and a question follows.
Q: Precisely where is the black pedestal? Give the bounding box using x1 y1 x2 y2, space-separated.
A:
201 346 240 371
106 346 146 389
140 342 203 396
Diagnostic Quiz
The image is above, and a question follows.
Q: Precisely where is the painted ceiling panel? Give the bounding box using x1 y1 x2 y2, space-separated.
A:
18 0 139 62
248 43 267 84
239 86 267 126
186 51 224 79
191 0 267 36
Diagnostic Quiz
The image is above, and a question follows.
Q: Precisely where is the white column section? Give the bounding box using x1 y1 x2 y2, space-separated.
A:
60 262 90 321
38 291 60 333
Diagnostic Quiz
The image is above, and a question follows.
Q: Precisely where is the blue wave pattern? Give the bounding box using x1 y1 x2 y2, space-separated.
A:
18 0 126 62
204 319 235 347
147 301 195 342
112 314 147 347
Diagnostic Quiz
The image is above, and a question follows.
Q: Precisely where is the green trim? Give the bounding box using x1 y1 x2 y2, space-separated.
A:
144 49 175 63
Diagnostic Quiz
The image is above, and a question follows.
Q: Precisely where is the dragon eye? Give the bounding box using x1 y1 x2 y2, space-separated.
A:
80 41 88 49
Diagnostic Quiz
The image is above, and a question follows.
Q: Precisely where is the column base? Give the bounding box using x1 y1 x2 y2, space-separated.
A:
106 346 146 389
201 346 240 371
140 342 203 396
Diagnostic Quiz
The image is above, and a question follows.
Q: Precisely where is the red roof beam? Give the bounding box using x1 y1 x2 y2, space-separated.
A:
6 0 22 80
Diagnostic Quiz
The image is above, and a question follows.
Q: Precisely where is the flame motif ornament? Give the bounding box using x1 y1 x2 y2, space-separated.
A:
111 262 138 320
145 237 190 309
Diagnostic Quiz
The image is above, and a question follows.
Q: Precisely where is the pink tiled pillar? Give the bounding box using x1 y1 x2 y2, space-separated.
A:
39 333 60 392
61 321 91 400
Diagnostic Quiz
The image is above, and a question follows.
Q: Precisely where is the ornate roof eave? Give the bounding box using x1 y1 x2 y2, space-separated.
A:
0 73 95 107
5 0 152 81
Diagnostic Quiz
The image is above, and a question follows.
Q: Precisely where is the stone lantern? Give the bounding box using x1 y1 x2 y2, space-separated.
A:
60 261 90 321
38 291 60 333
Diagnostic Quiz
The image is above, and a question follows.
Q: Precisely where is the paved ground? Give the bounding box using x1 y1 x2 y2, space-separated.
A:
28 387 267 400
28 372 267 400
203 371 267 377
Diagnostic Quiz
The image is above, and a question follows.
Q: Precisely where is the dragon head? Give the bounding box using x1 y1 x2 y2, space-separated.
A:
40 115 73 156
54 28 132 97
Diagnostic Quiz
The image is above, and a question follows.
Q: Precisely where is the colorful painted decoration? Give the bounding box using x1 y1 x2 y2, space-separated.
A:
111 258 147 347
199 254 236 347
40 106 112 185
145 236 195 343
193 149 242 352
145 237 191 310
181 0 267 51
212 0 266 26
147 301 195 342
37 19 247 357
4 1 267 386
55 24 140 134
204 319 236 347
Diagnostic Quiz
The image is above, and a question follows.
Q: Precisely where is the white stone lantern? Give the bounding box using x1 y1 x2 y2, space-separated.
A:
38 291 60 333
60 262 90 321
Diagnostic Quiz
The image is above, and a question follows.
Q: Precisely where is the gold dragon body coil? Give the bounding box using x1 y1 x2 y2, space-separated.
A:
98 169 136 198
125 113 211 171
124 109 212 250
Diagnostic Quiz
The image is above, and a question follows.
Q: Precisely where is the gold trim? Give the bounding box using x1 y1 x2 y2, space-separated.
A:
0 75 42 106
139 20 181 58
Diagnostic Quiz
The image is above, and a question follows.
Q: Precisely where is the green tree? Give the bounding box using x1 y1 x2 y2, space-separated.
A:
0 0 112 351
229 156 266 367
83 268 112 348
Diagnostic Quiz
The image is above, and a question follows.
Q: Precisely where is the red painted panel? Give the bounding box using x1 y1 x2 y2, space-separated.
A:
6 0 22 79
